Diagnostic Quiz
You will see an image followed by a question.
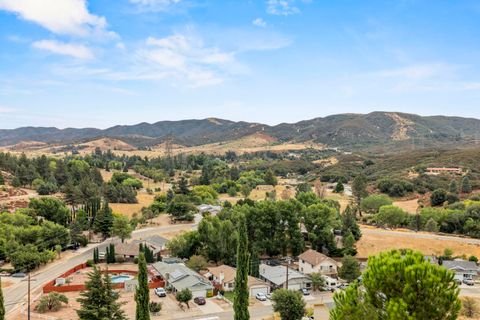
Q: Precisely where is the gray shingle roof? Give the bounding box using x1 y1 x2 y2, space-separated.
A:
152 261 213 292
259 263 309 286
443 260 479 271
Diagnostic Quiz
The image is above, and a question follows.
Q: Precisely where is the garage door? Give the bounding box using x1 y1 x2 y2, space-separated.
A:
191 289 206 298
250 286 269 296
287 284 301 291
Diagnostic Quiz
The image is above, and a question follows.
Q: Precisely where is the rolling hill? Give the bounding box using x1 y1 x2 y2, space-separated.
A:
1 112 480 150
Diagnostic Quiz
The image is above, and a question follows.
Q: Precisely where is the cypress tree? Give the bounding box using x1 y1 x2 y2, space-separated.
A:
234 214 250 320
135 252 150 320
0 277 5 320
108 243 116 263
106 246 110 264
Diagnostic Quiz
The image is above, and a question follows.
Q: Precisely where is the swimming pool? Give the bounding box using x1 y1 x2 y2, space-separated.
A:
110 274 134 284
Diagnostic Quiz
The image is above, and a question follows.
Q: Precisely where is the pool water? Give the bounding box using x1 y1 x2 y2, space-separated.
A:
110 275 134 284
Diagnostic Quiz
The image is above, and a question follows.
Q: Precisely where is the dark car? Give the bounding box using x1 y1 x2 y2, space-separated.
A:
463 278 475 286
194 297 206 305
299 288 310 295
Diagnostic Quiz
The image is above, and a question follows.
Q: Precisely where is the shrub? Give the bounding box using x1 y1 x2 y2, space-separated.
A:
35 292 68 313
424 218 439 232
375 205 408 228
360 194 393 214
377 178 414 197
149 301 162 314
431 189 447 206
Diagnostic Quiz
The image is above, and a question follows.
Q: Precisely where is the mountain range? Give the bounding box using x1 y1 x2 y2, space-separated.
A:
1 112 480 150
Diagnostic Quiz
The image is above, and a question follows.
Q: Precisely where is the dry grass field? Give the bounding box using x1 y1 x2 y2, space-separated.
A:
393 198 420 214
357 226 480 258
110 192 156 218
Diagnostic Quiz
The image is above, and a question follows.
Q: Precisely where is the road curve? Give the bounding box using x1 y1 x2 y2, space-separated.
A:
4 223 197 315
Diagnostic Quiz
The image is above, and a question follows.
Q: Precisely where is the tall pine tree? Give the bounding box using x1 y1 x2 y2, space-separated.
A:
234 214 250 320
77 267 127 320
0 277 5 320
135 252 150 320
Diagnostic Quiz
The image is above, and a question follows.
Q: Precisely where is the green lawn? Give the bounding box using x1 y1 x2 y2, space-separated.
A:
223 291 235 303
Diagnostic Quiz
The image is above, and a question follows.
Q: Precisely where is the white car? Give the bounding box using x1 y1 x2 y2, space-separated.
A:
255 292 267 301
154 287 167 297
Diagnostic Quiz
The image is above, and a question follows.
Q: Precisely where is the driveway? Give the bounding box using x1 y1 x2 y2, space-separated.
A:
197 299 224 314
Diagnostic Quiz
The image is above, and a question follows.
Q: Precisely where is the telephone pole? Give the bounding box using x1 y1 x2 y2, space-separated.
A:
285 257 291 290
27 273 31 320
22 273 37 320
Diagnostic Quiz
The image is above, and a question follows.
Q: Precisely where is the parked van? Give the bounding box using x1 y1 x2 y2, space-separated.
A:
323 275 337 291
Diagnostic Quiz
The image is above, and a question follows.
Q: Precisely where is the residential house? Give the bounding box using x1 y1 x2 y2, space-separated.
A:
197 204 223 216
115 241 161 259
298 249 338 276
425 167 462 175
442 260 479 280
133 235 169 252
207 264 270 296
259 263 311 291
152 261 213 298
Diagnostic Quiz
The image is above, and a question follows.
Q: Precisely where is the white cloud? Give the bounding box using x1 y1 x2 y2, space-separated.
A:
252 18 267 27
0 106 15 113
267 0 300 16
32 39 94 59
0 0 115 37
130 0 180 4
116 42 126 50
129 0 181 11
132 34 236 87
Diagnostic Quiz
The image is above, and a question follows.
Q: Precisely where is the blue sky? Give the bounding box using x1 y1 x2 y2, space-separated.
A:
1 0 480 129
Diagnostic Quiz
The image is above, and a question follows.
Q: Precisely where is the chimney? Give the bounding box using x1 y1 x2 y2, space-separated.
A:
219 272 224 284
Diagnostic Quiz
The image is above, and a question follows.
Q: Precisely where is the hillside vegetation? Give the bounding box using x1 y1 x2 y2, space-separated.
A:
2 112 480 151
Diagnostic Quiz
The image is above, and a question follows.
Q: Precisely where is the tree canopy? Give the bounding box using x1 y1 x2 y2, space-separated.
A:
330 250 461 320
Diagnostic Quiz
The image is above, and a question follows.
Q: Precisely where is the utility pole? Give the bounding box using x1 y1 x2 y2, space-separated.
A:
27 273 30 320
22 273 37 320
285 257 291 290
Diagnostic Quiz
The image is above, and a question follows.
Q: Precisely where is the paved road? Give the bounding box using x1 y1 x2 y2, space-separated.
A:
4 223 196 315
175 294 334 320
361 227 480 245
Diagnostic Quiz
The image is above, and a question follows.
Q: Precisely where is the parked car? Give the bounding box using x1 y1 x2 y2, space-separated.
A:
194 297 206 305
299 288 310 295
463 278 475 286
154 288 167 297
337 283 349 290
266 293 273 300
11 272 27 278
255 292 267 301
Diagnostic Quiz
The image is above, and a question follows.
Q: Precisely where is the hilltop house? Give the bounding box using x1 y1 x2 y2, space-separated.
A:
207 264 270 296
425 167 462 175
298 249 339 276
